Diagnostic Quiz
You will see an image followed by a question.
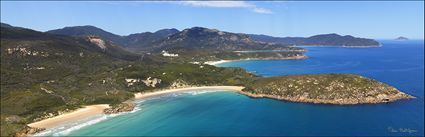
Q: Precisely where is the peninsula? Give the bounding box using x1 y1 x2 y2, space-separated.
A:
249 33 381 47
241 74 415 104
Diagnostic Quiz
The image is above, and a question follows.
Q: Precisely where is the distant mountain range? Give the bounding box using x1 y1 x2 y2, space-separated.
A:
148 27 300 52
1 23 138 59
124 28 179 50
47 25 126 45
44 23 381 53
248 33 381 47
47 26 298 52
47 26 179 51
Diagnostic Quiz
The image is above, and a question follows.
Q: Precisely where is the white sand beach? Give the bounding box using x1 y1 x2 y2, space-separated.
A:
28 104 110 129
28 86 244 130
204 60 231 65
134 86 244 100
204 56 308 66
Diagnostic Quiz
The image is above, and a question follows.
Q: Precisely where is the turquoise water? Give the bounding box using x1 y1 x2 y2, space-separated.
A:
43 40 423 136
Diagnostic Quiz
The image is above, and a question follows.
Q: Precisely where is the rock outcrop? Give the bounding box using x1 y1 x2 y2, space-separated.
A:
125 78 140 86
87 36 107 50
170 79 190 89
103 103 135 114
141 77 162 87
14 126 45 137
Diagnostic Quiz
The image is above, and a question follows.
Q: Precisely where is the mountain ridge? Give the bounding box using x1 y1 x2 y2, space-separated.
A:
248 33 381 47
148 26 298 52
47 26 180 52
43 24 381 52
5 22 380 48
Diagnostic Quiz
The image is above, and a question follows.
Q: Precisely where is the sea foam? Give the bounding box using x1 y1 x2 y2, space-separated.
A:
33 103 145 136
32 90 221 136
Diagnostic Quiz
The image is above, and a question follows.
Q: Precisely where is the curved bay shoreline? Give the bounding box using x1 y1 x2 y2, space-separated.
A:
27 86 245 132
24 55 417 136
27 84 414 132
204 55 308 65
25 56 417 136
27 104 110 129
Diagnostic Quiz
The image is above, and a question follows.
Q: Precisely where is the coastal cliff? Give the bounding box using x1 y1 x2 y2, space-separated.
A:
241 74 415 104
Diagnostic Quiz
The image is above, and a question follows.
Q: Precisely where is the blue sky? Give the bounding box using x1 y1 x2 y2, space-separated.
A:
1 1 424 39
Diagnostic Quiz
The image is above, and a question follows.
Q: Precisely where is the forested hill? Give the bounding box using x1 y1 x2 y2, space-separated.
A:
47 26 302 53
0 23 256 136
249 33 381 47
148 27 301 52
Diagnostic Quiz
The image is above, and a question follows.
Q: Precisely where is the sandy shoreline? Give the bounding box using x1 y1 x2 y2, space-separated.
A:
28 104 110 129
133 86 244 100
28 86 244 130
204 60 230 65
297 45 382 48
204 56 307 66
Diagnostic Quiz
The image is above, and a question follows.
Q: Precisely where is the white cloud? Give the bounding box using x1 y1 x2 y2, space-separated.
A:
94 1 274 14
177 1 273 14
179 1 254 8
253 7 273 14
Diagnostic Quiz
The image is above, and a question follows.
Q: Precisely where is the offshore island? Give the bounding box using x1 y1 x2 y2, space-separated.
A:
0 23 415 136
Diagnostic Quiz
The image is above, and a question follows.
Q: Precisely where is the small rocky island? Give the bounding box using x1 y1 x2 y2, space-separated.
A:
241 74 415 104
395 36 409 41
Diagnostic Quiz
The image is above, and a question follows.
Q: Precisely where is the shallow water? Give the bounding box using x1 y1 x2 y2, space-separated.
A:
42 40 423 136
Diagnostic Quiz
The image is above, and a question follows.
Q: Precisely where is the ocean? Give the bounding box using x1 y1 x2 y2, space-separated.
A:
37 40 424 136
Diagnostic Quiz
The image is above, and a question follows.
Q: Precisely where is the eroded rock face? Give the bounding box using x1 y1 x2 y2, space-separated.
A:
103 103 135 114
142 77 161 87
170 79 190 89
125 78 140 86
87 36 106 50
14 126 45 137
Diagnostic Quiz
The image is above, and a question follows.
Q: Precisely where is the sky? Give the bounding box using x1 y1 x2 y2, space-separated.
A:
1 1 424 39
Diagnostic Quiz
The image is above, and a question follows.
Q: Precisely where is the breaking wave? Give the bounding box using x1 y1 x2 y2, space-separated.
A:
32 90 223 136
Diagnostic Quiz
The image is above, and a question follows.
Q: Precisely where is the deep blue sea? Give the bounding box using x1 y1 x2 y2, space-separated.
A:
37 40 424 136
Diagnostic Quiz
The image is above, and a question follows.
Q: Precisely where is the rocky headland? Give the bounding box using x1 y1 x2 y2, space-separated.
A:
14 126 45 137
103 102 136 114
241 74 415 105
